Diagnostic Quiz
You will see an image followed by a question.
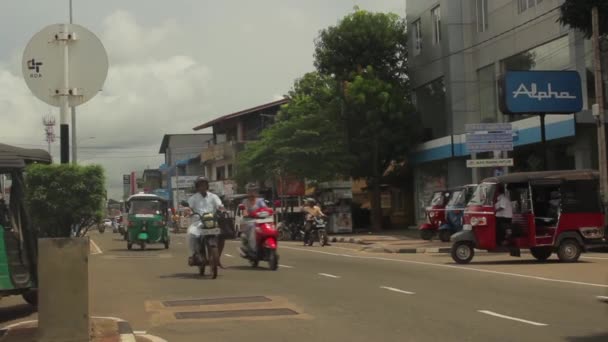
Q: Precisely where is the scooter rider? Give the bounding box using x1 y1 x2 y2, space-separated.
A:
239 183 267 256
185 176 226 267
302 198 325 245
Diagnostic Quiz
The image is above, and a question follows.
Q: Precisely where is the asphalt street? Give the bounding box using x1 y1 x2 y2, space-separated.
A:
1 231 607 342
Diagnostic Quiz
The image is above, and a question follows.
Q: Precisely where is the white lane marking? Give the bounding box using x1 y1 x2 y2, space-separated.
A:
279 264 294 268
224 254 234 258
1 320 37 329
582 256 608 260
134 330 147 334
380 286 415 295
90 239 103 255
478 310 548 326
318 273 340 278
282 246 608 289
597 296 608 301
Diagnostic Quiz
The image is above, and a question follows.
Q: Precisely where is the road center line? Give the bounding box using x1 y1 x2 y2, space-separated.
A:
318 273 340 279
380 286 415 295
582 256 608 260
90 239 103 255
224 254 234 258
478 310 548 326
279 264 294 268
282 246 608 289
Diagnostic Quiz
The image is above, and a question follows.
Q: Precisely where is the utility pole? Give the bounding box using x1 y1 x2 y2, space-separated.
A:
69 0 78 164
592 6 608 208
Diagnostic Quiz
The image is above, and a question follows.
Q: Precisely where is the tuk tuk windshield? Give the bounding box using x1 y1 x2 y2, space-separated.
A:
429 192 446 206
129 200 162 215
447 190 466 207
468 183 495 206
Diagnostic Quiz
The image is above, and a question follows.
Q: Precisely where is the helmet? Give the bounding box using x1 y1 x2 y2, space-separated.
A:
194 176 209 187
246 183 259 192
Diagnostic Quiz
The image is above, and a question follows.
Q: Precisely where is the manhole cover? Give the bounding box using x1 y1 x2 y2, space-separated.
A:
163 296 271 307
174 308 298 320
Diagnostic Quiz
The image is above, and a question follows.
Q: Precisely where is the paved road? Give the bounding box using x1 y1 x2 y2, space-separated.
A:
2 232 608 341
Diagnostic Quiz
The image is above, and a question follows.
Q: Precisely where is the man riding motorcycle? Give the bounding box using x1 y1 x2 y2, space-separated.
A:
185 176 226 267
302 198 326 245
239 183 267 256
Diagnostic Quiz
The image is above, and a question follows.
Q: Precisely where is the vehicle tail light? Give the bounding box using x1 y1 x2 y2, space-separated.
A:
470 216 487 226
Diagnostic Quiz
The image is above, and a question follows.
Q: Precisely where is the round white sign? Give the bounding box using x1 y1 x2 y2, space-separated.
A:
22 23 108 107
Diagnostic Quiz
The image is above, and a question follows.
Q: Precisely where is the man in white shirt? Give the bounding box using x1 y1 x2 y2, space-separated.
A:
494 185 513 246
185 177 225 267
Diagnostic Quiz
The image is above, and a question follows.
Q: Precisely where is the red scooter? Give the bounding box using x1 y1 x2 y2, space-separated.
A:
239 206 279 270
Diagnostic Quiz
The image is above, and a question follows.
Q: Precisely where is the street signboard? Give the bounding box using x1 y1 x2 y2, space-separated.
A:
123 175 130 185
465 123 513 153
22 24 108 108
500 70 583 115
171 176 198 189
466 159 514 168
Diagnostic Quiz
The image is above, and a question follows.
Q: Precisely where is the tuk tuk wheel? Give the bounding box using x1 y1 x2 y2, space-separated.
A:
420 230 433 241
127 242 132 250
530 246 552 261
22 290 37 307
140 242 146 251
451 241 474 264
439 230 452 243
164 240 170 249
557 239 582 263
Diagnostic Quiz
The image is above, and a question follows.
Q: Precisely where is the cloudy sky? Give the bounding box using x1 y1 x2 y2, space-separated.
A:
0 0 405 199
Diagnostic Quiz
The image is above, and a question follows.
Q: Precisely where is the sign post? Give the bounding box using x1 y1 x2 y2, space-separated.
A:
22 24 108 164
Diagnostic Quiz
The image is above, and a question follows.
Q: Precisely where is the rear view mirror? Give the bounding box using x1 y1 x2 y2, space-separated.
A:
180 201 189 207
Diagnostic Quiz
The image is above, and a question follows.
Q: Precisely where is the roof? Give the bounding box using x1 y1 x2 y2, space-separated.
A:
127 193 167 202
0 143 52 169
192 98 289 131
482 170 598 184
158 133 213 154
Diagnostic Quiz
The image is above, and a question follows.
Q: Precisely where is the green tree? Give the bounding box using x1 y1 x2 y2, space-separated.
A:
558 0 608 38
25 164 106 237
314 9 419 230
237 72 352 185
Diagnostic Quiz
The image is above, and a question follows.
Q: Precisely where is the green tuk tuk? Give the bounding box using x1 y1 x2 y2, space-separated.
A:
0 143 52 306
125 193 170 250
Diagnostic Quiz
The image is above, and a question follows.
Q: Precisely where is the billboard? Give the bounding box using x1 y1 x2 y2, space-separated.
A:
500 70 583 115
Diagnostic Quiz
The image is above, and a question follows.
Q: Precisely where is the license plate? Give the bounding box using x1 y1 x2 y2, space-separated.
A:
316 224 326 228
201 228 221 236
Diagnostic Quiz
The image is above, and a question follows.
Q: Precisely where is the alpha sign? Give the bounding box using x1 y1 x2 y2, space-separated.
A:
500 70 583 114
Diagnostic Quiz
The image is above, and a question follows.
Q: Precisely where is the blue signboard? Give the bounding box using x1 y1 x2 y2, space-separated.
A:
500 70 583 114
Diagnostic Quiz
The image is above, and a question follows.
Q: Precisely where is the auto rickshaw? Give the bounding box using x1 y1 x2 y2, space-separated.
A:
437 184 477 242
419 189 452 240
0 143 52 306
451 170 606 264
125 193 170 250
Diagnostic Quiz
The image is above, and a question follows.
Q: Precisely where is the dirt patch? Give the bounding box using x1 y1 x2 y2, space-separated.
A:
0 318 122 342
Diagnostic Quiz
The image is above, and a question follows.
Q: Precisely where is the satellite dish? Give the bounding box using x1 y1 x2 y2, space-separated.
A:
22 23 108 108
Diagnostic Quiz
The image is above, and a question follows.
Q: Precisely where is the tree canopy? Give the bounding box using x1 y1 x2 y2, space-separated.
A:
26 164 106 237
559 0 608 38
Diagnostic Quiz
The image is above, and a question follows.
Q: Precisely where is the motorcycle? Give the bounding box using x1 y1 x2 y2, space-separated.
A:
305 216 328 247
188 211 222 279
240 207 279 271
278 221 303 241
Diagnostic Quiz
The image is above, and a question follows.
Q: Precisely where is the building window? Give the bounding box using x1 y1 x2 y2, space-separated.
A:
476 0 488 32
431 6 441 45
227 164 233 178
413 19 422 55
518 0 543 14
415 77 447 140
478 64 497 123
216 166 226 181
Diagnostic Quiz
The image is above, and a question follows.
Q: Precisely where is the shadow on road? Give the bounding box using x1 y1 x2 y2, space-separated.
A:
566 332 608 342
457 259 592 266
105 248 166 253
226 265 271 271
0 304 36 324
159 272 221 280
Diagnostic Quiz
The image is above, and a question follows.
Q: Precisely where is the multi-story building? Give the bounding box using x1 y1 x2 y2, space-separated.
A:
407 0 607 221
192 98 288 183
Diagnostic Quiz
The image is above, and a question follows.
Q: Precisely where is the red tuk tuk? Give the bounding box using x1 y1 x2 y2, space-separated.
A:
451 170 606 264
419 189 452 240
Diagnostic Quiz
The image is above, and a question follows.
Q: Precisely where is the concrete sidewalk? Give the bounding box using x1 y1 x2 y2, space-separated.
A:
330 229 453 254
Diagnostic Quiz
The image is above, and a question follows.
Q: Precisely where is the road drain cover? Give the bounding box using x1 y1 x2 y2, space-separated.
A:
174 308 298 319
163 296 271 307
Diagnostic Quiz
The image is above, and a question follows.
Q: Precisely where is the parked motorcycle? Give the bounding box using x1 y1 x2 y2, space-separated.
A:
278 221 303 241
240 207 279 270
305 216 328 247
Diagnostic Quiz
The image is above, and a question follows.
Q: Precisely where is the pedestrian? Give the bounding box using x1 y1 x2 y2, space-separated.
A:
494 185 513 246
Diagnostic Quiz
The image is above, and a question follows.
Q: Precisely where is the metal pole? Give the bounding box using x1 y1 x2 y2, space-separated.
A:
539 113 547 170
59 24 70 164
69 0 77 164
592 6 608 207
